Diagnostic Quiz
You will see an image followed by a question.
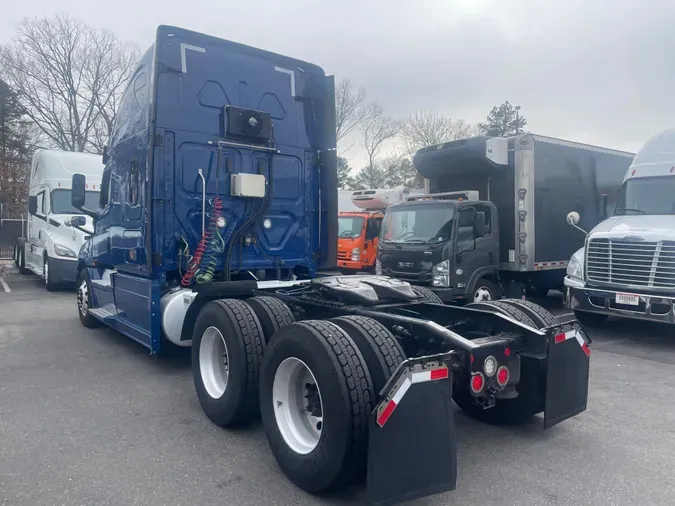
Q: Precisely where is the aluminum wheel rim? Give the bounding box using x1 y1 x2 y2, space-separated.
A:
77 280 89 316
199 326 230 399
474 286 492 302
272 357 323 455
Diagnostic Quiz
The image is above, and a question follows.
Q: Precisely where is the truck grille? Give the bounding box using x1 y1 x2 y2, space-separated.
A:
337 251 349 260
586 239 675 289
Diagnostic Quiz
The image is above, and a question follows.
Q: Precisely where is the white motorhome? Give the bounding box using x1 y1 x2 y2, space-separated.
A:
564 129 675 325
16 150 104 289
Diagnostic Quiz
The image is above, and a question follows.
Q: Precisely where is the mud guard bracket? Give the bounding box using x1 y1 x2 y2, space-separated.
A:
543 322 591 429
366 356 457 505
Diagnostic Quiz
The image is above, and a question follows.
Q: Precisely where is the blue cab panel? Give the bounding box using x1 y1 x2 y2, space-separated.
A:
79 26 337 353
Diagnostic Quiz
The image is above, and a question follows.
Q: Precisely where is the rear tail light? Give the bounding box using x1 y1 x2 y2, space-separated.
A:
470 372 485 394
483 356 496 377
496 366 510 386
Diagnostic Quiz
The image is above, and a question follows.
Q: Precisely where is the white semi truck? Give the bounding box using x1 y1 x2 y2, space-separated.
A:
564 129 675 325
15 150 103 290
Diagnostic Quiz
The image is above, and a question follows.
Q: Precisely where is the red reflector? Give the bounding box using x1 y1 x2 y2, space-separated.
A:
504 347 511 357
497 366 509 386
377 400 396 427
430 368 449 381
631 169 636 176
470 373 484 393
555 333 566 343
470 355 475 364
582 342 591 357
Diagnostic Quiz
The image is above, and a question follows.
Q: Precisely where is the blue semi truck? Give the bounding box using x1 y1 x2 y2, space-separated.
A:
67 26 592 505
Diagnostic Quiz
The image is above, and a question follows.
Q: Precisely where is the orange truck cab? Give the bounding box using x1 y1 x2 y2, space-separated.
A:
337 188 422 272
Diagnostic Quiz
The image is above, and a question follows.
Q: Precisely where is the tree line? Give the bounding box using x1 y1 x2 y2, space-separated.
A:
0 13 528 217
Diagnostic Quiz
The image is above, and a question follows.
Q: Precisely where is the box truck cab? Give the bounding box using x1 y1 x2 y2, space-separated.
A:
337 188 422 272
17 150 103 289
564 129 675 325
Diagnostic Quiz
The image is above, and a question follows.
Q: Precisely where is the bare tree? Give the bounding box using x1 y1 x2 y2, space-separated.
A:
0 14 139 154
335 79 376 147
361 105 401 170
401 110 479 157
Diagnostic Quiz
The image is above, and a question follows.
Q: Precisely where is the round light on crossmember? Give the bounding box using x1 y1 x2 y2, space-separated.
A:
216 216 227 229
263 218 272 229
496 366 510 386
483 356 497 377
470 372 485 394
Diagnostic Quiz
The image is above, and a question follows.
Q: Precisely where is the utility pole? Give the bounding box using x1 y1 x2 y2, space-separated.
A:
515 105 521 135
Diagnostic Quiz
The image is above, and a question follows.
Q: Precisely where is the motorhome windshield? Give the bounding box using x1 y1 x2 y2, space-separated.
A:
614 176 675 216
51 189 100 214
381 203 456 244
338 216 365 238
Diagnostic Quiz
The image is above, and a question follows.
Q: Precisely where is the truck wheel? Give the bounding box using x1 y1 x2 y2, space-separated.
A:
330 315 406 395
498 299 558 329
467 301 537 328
192 299 265 427
44 257 56 291
260 320 374 493
246 296 295 343
76 270 101 328
459 300 543 425
574 310 608 327
472 278 500 302
17 244 30 275
411 285 443 304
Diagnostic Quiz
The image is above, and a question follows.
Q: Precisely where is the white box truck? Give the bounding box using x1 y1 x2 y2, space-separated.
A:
564 129 675 325
15 150 104 290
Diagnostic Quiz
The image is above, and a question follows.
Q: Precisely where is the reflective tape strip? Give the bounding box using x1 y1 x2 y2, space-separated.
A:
376 367 449 427
555 329 591 357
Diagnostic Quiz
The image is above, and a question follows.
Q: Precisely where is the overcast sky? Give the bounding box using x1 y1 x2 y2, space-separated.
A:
3 0 675 169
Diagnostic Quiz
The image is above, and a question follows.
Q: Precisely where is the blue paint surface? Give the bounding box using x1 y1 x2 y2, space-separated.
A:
78 26 336 353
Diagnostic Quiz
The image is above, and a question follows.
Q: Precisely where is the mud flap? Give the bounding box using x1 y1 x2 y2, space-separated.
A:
543 322 591 429
366 357 457 505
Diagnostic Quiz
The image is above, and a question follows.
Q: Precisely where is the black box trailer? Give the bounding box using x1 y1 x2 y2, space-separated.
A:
378 134 634 301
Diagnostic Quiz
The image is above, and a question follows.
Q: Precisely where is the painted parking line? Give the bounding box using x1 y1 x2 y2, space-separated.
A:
0 277 10 293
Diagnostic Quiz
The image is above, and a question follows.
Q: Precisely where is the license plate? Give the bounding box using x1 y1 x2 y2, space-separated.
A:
615 292 639 306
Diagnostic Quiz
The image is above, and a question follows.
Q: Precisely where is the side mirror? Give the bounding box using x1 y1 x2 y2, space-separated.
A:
566 211 580 225
28 195 38 216
474 211 486 237
71 174 86 209
67 216 87 227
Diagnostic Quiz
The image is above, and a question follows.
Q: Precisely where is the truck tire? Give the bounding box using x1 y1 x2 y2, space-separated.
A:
467 301 537 328
574 310 608 327
498 299 558 329
411 285 443 304
457 300 543 425
330 315 406 395
259 320 374 493
246 296 295 343
76 270 102 328
472 278 501 303
192 299 265 427
17 243 30 275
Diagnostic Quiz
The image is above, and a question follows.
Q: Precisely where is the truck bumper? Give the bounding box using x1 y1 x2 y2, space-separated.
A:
564 275 675 324
49 257 78 285
337 259 368 271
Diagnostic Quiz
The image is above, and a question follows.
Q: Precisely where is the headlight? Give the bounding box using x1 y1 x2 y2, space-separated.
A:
432 260 450 287
351 247 361 262
54 244 76 258
375 258 382 275
567 256 582 279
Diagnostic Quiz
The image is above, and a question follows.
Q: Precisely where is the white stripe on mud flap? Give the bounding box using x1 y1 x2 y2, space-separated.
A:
0 277 10 293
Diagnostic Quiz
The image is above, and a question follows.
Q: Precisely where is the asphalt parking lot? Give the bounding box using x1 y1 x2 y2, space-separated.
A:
1 264 675 506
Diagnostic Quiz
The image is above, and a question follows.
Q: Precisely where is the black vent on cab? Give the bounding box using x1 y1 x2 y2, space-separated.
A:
224 106 272 142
